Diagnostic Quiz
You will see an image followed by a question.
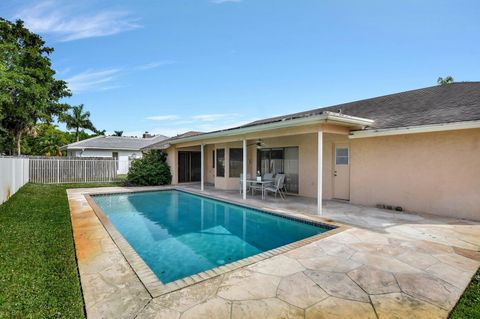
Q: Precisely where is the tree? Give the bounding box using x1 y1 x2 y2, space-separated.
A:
23 123 69 156
0 18 71 155
61 104 96 142
437 76 454 85
126 150 172 186
113 130 123 136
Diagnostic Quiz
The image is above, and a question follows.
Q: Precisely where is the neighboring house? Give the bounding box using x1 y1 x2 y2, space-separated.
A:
144 82 480 221
61 134 168 174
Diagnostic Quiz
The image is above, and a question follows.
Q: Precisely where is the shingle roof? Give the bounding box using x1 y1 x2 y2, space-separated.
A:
62 134 169 151
242 82 480 130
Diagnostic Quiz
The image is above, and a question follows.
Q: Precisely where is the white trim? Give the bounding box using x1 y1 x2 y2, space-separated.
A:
64 147 143 151
349 120 480 139
200 144 204 191
317 131 323 215
242 139 247 200
167 112 373 145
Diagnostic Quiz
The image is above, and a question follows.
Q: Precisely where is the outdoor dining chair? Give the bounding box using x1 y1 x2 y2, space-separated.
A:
264 174 286 199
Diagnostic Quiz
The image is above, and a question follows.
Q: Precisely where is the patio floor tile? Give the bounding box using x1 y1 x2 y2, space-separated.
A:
276 272 329 309
347 265 400 295
231 298 304 319
370 292 448 319
217 269 281 301
305 297 376 319
304 270 370 303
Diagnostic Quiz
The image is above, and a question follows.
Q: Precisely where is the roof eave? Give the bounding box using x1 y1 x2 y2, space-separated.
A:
164 112 373 145
349 120 480 138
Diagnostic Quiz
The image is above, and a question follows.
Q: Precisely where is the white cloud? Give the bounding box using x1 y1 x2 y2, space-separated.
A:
139 114 257 137
65 69 121 93
192 113 239 122
65 59 174 93
146 115 180 121
135 61 176 71
211 0 242 4
14 1 140 41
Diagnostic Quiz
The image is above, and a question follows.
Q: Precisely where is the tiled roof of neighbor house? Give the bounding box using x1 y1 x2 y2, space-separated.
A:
242 82 480 130
62 134 169 151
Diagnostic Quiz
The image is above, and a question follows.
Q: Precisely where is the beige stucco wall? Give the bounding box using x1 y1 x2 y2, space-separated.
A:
350 128 480 220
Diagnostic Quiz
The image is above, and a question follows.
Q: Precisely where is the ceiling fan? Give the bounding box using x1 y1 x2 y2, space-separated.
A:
247 139 266 149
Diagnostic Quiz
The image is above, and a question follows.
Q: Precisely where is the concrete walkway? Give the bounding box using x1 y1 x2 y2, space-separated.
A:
67 186 480 319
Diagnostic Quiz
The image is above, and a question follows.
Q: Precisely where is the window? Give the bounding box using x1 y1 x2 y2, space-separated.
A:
335 148 349 165
216 149 225 177
212 150 215 168
229 148 243 177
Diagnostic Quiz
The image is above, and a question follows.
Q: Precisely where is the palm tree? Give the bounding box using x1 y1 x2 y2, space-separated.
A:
113 130 123 136
437 76 454 85
61 104 97 142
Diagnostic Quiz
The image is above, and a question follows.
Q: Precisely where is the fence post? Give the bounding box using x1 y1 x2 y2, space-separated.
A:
84 161 87 182
57 159 60 183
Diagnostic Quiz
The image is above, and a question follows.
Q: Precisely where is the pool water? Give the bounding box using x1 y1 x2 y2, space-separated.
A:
93 190 329 283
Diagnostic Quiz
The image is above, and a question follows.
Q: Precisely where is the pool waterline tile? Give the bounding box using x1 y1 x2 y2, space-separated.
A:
84 188 346 297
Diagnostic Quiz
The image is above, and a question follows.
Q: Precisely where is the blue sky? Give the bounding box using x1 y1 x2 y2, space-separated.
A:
2 0 479 137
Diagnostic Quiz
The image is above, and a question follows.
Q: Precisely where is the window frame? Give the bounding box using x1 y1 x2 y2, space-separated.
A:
216 148 225 177
229 148 243 178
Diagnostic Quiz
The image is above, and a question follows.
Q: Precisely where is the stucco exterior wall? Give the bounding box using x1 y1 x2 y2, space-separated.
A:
350 128 480 220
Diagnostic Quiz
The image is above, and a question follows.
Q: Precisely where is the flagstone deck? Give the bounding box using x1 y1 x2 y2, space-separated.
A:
67 186 480 319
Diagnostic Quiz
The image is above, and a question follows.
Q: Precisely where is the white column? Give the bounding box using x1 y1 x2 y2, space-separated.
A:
242 139 247 200
201 144 205 191
317 131 323 214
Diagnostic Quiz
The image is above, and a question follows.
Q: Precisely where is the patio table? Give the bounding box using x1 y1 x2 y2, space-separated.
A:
246 179 273 200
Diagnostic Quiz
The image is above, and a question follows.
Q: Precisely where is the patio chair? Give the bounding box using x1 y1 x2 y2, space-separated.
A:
263 173 274 181
264 174 286 199
239 173 252 194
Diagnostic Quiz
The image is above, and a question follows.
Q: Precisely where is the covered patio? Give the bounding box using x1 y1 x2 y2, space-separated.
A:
156 112 375 214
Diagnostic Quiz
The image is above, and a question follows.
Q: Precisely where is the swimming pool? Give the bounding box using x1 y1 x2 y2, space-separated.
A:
92 190 331 284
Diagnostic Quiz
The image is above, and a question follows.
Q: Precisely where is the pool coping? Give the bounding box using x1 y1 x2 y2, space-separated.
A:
84 186 349 298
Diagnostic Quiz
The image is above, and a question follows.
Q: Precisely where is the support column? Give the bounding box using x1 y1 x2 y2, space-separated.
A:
201 144 204 191
242 139 247 200
317 131 323 214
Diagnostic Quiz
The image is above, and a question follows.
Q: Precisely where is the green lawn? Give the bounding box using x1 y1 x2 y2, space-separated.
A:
0 183 119 319
449 268 480 318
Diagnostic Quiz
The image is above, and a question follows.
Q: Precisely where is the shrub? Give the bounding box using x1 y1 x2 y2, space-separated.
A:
126 150 172 186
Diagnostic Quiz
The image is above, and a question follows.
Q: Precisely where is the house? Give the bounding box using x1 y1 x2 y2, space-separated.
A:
144 82 480 221
61 134 168 174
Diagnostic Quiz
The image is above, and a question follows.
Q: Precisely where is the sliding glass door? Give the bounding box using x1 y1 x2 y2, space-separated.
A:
178 151 201 183
257 147 299 193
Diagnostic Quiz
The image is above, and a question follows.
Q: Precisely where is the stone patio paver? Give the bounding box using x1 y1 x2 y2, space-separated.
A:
304 270 370 303
395 273 462 309
347 265 400 294
247 255 305 277
371 293 448 319
231 298 304 319
276 272 329 309
67 186 480 319
180 297 231 319
305 297 377 319
217 269 281 301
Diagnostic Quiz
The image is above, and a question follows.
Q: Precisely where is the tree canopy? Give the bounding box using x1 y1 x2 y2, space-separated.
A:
61 104 97 142
0 18 71 154
437 76 454 85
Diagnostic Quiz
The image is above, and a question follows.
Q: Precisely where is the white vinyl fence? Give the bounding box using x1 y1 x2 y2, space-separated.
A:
29 158 118 184
0 157 30 204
